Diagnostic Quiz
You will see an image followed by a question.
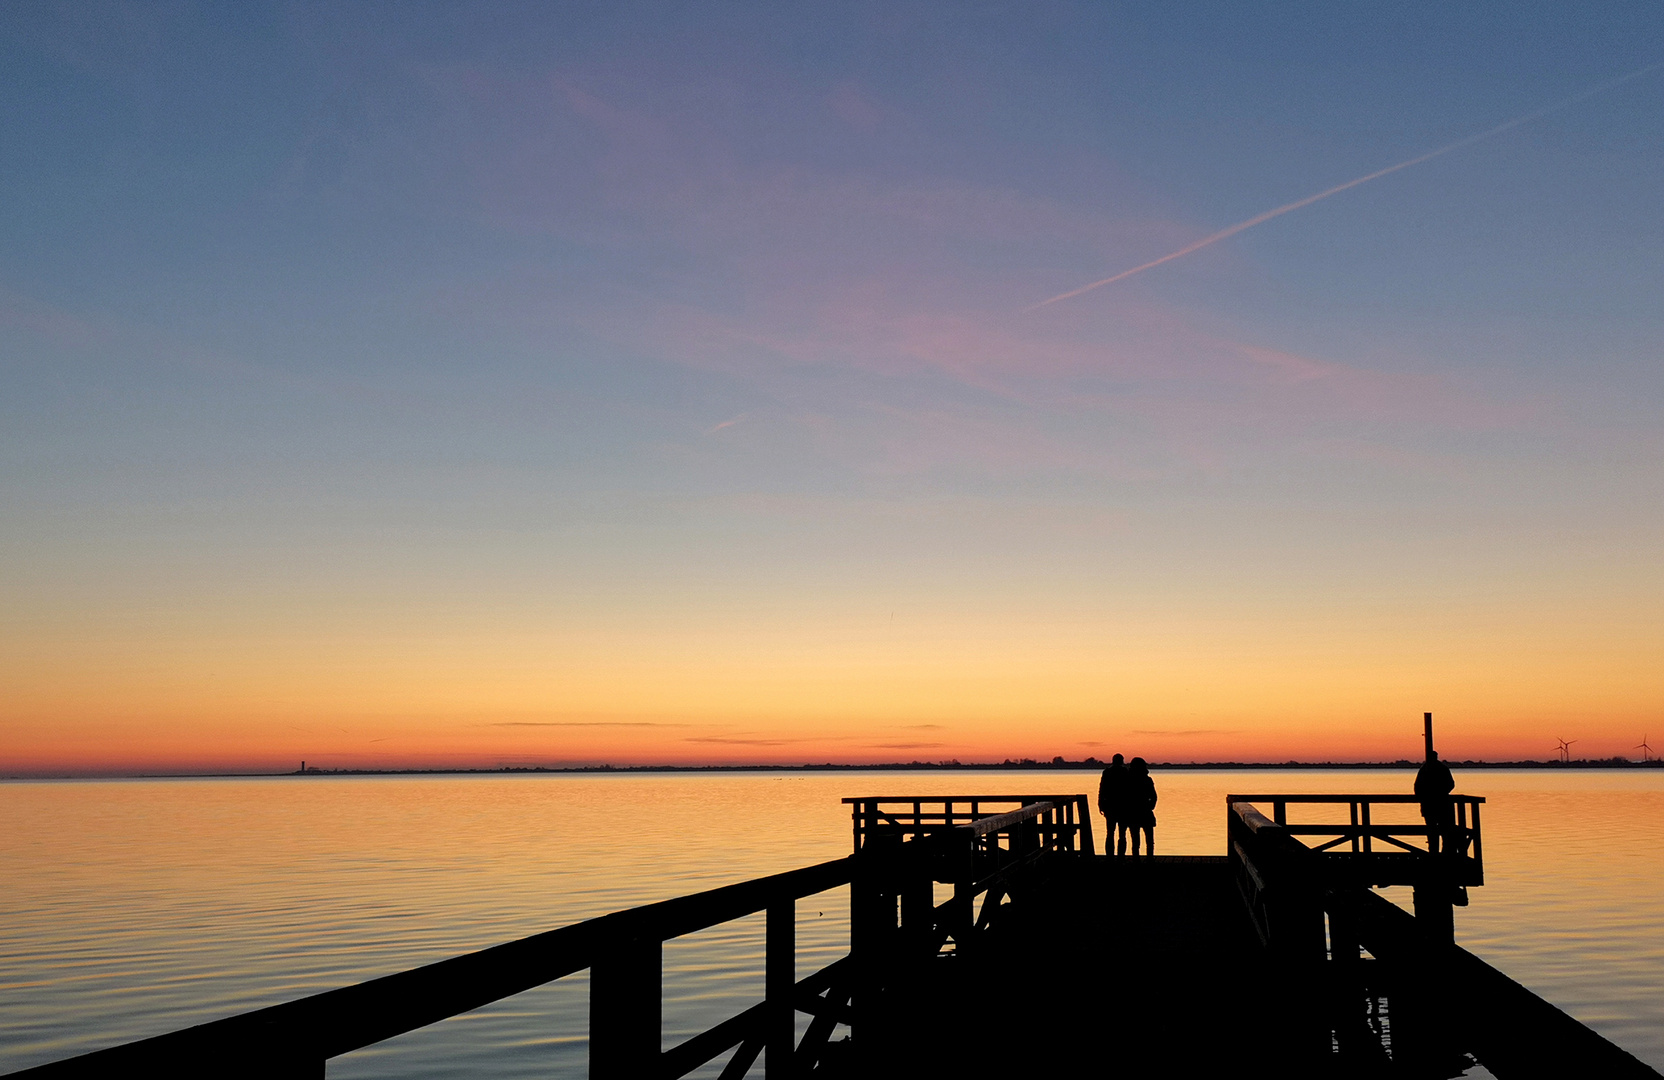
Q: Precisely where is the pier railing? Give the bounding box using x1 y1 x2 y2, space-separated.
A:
7 858 855 1080
844 795 1093 956
8 795 1092 1080
844 794 1094 856
1228 793 1484 887
1226 793 1486 967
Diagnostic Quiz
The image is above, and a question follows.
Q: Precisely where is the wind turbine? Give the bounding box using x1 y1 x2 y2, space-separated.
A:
1636 735 1655 763
1555 738 1576 764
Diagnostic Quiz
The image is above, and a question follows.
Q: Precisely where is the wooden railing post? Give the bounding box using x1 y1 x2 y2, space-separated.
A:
765 900 794 1079
1075 795 1095 855
1469 800 1483 878
849 841 895 1069
590 936 660 1080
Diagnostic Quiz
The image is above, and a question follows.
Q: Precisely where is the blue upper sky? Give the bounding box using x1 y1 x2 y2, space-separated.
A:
3 2 1662 765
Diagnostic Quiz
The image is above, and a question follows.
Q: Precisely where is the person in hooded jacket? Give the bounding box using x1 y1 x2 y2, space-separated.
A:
1128 757 1157 856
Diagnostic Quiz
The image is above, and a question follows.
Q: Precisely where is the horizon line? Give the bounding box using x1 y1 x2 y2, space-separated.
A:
6 756 1662 781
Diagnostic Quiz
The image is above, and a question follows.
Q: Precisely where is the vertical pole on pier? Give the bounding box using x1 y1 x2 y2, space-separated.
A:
766 900 795 1079
1412 712 1455 1066
590 936 661 1080
1413 701 1455 941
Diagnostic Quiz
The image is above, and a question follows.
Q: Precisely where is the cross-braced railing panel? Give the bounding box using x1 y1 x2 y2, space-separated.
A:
843 794 1095 858
1227 794 1484 886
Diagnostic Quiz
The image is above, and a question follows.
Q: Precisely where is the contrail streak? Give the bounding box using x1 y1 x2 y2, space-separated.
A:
1026 61 1664 311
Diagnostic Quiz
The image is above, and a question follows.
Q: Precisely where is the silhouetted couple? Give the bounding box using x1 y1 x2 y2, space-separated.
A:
1097 754 1157 856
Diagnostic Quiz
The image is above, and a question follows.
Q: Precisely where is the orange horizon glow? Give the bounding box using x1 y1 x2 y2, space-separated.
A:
9 576 1662 773
7 597 1658 775
11 593 1659 775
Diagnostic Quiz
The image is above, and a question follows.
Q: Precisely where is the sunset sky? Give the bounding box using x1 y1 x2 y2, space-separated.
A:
3 3 1663 774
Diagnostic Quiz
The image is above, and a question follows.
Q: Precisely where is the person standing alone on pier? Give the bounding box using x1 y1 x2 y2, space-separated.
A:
1098 754 1132 855
1415 749 1455 856
1415 712 1455 856
1128 757 1157 856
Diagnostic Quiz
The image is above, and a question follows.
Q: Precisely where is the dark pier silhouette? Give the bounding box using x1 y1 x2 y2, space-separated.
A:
7 791 1658 1079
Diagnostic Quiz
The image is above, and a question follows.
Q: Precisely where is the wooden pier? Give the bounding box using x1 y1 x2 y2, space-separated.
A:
6 790 1658 1079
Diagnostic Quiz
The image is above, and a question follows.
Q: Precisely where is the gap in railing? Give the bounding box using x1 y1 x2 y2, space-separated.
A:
659 881 852 1079
330 972 591 1080
660 904 845 1077
794 884 851 985
664 911 765 1077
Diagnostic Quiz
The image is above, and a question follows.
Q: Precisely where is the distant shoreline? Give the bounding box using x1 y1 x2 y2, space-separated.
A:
6 758 1663 781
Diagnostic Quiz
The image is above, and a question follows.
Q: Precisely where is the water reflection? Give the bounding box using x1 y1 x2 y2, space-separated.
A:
1 769 1660 1074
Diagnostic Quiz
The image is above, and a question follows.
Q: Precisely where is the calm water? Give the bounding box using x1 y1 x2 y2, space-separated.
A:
2 769 1661 1075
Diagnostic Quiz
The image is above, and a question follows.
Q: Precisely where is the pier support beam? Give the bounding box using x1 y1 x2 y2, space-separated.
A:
1413 884 1455 945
